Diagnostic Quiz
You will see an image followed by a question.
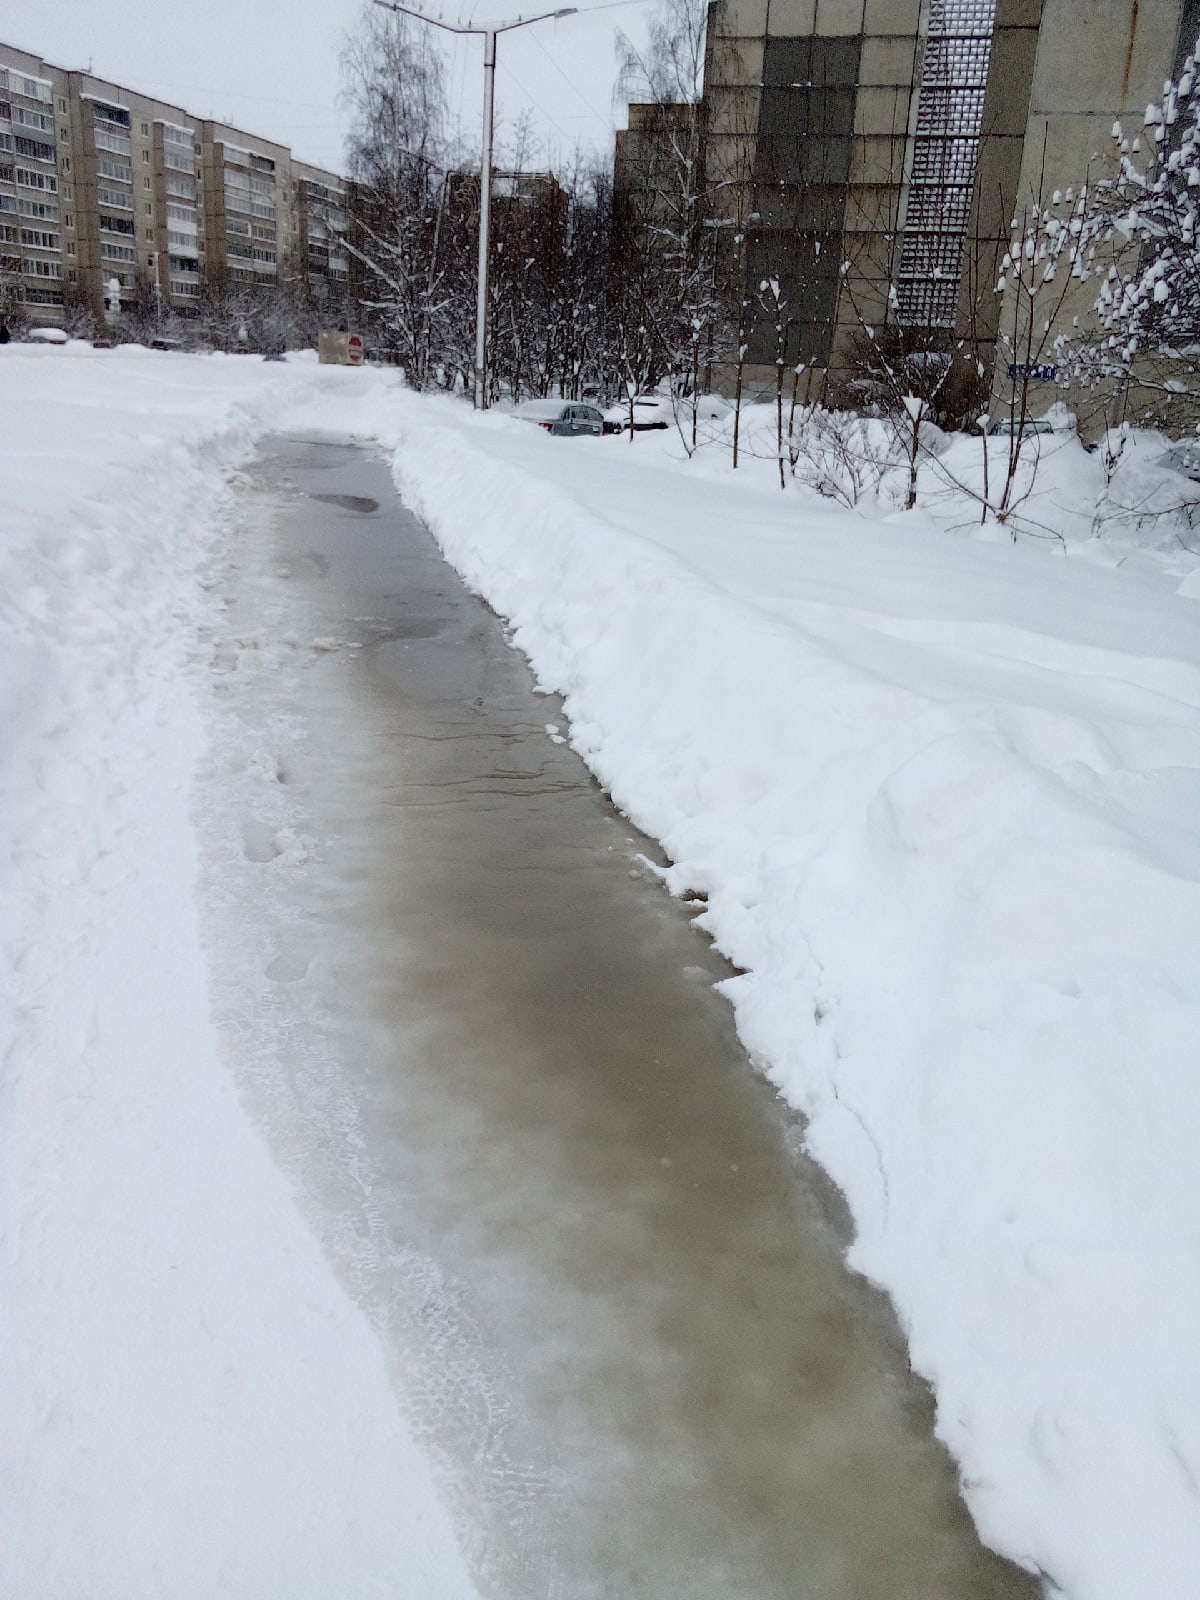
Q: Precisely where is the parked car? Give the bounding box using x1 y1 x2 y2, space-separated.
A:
513 398 604 437
604 395 671 432
603 393 731 433
26 326 69 345
988 416 1054 437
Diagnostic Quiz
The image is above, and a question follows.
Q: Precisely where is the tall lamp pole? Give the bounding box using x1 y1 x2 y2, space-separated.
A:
373 0 577 409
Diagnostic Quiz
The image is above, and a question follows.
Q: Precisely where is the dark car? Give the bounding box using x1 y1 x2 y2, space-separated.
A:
513 399 604 437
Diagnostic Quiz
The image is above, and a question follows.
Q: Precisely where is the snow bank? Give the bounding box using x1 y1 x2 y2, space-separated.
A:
383 393 1200 1600
0 348 475 1599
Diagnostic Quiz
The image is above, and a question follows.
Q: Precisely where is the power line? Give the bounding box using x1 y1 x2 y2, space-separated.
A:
529 28 615 127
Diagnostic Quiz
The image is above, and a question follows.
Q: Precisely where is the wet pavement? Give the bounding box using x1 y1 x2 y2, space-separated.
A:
201 435 1043 1600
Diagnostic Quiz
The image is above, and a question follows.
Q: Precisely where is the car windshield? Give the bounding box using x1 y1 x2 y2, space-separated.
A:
514 400 568 420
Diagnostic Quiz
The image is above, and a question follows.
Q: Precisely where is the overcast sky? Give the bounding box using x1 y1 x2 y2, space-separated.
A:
0 0 650 174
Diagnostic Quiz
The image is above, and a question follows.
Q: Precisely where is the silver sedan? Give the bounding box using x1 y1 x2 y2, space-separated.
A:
513 399 605 437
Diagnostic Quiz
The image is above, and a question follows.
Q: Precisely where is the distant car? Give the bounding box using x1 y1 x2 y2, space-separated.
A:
26 326 69 344
150 335 187 352
605 395 671 432
604 393 731 433
513 398 604 437
987 415 1056 437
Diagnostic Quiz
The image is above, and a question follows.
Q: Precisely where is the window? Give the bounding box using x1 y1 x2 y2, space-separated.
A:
0 196 16 215
68 267 76 280
95 128 132 156
97 159 132 183
168 253 198 273
15 75 53 105
897 0 997 327
61 157 70 173
59 98 68 114
92 101 130 128
97 186 130 210
15 166 56 191
145 228 153 241
166 203 195 224
61 184 71 199
170 278 201 298
144 176 151 189
0 133 11 152
19 228 58 249
23 257 62 277
15 134 55 161
166 175 195 200
167 229 196 248
64 213 72 227
17 198 59 221
0 224 14 242
24 286 64 304
142 150 150 163
13 106 54 133
140 121 149 136
60 128 69 141
145 202 152 215
100 241 136 262
99 213 136 235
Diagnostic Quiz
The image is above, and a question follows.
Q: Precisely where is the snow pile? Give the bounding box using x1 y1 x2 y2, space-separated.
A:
383 394 1200 1600
0 347 474 1599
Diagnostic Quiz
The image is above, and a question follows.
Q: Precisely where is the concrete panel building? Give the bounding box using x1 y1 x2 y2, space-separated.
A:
0 37 349 333
294 161 351 317
0 45 68 325
689 0 1199 410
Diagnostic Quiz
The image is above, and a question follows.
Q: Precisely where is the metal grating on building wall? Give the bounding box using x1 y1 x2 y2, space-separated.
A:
896 0 996 328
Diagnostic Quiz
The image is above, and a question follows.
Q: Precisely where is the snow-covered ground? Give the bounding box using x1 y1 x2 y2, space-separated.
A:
0 346 478 1599
2 345 1198 1600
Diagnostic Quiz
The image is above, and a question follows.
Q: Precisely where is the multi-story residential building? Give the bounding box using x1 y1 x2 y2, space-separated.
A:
61 69 204 326
200 121 290 298
0 38 348 330
0 45 66 324
632 0 1200 418
294 161 351 315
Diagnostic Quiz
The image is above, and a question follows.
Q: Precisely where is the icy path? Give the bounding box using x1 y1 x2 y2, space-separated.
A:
198 434 1043 1599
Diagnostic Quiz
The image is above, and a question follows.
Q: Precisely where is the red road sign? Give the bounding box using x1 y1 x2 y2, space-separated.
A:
348 334 364 366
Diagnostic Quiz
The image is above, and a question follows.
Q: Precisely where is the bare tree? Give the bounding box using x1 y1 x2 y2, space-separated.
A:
341 1 457 388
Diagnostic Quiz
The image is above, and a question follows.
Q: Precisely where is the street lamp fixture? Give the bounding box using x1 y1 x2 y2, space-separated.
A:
373 0 579 409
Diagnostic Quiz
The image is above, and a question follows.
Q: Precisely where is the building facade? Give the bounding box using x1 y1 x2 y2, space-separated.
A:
656 0 1199 410
0 38 348 331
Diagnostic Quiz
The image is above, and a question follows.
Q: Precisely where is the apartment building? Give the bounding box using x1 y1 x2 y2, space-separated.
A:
0 45 67 324
0 38 348 330
683 0 1199 407
200 121 291 297
293 161 351 314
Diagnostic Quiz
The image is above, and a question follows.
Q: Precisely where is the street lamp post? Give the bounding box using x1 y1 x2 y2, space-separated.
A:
373 0 577 409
